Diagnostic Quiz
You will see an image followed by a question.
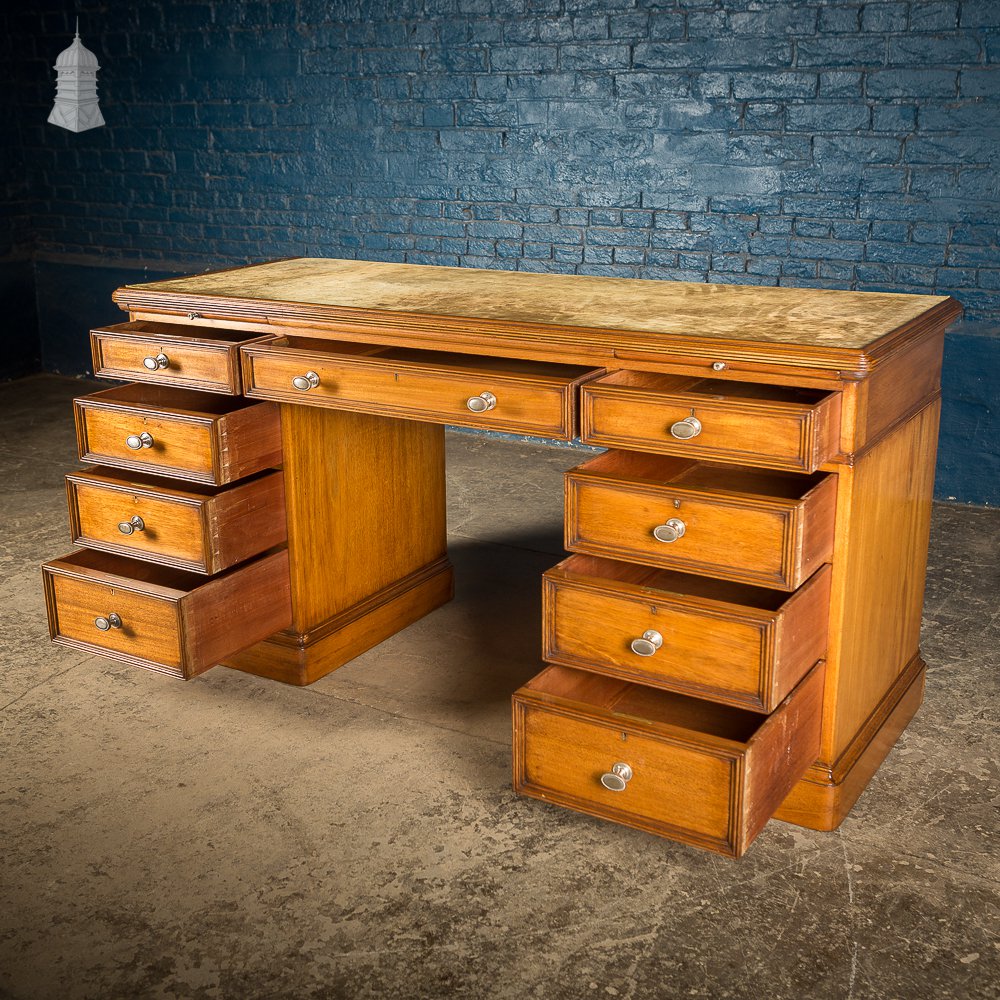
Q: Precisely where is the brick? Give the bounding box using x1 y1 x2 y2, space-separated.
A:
791 237 865 260
727 7 818 36
796 35 887 67
919 101 1000 130
615 72 690 99
819 6 862 33
860 3 909 32
815 135 903 165
960 0 1000 27
909 3 959 30
490 45 558 72
743 103 784 131
935 266 979 287
872 104 917 132
635 38 791 70
572 15 608 40
889 33 983 65
866 240 947 265
647 12 685 40
866 69 958 97
730 73 818 99
559 43 631 71
795 220 832 238
786 103 870 132
819 71 865 96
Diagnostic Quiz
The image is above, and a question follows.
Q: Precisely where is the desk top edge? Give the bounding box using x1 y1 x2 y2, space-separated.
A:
113 257 962 370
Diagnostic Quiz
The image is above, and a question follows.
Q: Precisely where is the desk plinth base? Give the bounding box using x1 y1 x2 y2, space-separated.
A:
774 654 926 831
224 556 454 686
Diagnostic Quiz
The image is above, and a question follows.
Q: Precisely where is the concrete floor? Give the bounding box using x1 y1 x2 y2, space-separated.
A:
1 374 997 1000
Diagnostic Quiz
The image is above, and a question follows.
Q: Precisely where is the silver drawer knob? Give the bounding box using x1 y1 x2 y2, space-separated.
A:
466 391 497 413
652 518 686 543
142 353 169 371
94 613 122 632
670 416 702 440
125 431 154 450
117 515 145 535
600 762 633 792
630 630 663 657
292 371 320 391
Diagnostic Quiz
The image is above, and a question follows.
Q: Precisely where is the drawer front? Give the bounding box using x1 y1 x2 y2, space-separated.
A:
90 322 255 394
73 387 281 485
580 374 841 473
542 562 831 712
513 662 824 857
242 346 590 439
76 402 216 480
66 470 287 575
46 571 183 670
42 549 292 680
565 476 828 590
517 699 736 847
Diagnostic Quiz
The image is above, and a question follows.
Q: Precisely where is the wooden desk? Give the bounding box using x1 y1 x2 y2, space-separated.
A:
43 258 961 857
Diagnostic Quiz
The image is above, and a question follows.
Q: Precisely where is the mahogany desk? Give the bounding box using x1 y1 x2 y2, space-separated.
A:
42 258 961 857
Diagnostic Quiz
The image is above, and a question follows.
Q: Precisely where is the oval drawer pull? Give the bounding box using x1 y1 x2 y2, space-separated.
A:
142 353 169 371
669 416 702 440
292 371 320 391
466 391 497 413
630 630 663 657
652 518 686 543
117 515 145 535
600 762 633 792
94 613 123 632
125 431 154 450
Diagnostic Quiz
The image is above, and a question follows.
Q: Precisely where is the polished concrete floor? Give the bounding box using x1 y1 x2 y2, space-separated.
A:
1 374 997 1000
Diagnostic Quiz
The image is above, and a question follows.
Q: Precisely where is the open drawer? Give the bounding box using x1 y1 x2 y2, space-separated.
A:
513 661 824 857
581 372 842 472
240 337 602 439
66 467 286 575
90 321 271 394
73 384 282 485
565 451 837 591
42 548 291 679
543 554 831 713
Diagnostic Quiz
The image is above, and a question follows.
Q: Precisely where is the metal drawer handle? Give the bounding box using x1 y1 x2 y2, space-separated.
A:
670 416 702 440
142 353 169 371
117 515 145 535
466 391 497 413
600 762 633 792
125 431 154 450
630 630 663 657
292 371 320 391
94 613 123 632
652 518 686 543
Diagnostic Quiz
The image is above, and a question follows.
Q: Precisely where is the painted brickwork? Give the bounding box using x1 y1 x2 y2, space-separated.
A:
2 1 997 499
4 0 999 320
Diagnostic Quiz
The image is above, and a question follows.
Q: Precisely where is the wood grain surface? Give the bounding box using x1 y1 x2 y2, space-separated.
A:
118 257 954 350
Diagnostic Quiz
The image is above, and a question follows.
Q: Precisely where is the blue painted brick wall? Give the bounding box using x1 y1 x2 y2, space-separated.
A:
4 0 998 313
2 0 998 497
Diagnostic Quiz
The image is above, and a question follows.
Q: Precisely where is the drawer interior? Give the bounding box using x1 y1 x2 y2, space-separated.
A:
93 320 266 346
50 547 229 594
80 382 262 416
551 553 795 611
268 336 597 380
524 664 764 743
574 449 829 501
592 370 835 406
70 465 245 497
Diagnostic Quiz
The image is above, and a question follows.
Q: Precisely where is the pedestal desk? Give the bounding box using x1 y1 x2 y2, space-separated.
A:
42 258 961 857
